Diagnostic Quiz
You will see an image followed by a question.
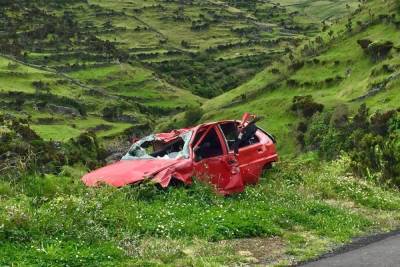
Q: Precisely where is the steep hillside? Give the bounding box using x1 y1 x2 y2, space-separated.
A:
1 1 400 266
0 0 359 141
0 55 203 141
200 0 400 155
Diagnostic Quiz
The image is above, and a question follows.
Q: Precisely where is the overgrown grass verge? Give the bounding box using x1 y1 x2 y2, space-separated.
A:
1 155 399 266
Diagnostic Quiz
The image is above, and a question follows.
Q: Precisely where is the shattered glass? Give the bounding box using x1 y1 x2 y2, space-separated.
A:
122 131 193 160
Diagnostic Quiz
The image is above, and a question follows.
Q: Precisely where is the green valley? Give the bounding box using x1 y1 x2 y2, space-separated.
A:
1 0 400 266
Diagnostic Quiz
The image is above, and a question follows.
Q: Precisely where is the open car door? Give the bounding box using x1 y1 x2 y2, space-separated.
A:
192 125 244 194
218 113 268 184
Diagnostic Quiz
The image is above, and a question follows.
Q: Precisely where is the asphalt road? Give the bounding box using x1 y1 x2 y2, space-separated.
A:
300 232 400 267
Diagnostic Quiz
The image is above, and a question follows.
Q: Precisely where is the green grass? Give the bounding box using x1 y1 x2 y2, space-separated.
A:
200 1 400 157
68 63 203 108
1 1 400 264
0 156 399 265
30 124 83 141
0 0 362 141
278 0 359 21
30 116 134 141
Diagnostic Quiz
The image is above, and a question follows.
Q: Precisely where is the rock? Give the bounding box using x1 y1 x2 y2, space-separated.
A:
357 38 372 50
182 248 195 256
358 39 394 61
244 257 260 264
367 40 393 61
238 250 253 257
48 104 81 117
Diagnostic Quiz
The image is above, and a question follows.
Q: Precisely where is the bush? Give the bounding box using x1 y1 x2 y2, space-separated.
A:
330 104 349 129
357 39 394 62
184 106 204 126
291 95 324 118
304 112 331 151
102 106 123 120
0 115 105 178
370 110 396 136
299 104 400 187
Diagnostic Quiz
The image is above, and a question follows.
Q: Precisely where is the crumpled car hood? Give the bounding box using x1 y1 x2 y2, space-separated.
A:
82 159 179 187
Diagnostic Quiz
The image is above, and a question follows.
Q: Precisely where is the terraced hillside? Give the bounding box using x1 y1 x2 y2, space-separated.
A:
0 0 359 141
198 0 400 155
1 1 400 266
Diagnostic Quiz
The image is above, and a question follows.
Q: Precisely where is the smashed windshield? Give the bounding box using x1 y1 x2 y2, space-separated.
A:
122 131 192 160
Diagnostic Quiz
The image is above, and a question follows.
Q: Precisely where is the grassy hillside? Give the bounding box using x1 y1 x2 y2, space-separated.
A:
200 0 400 156
0 55 149 141
1 0 400 266
0 0 361 141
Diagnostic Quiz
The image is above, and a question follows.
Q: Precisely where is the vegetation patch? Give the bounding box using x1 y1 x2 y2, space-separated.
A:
0 156 399 265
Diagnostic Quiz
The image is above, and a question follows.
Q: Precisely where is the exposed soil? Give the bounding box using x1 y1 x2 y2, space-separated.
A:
221 236 286 265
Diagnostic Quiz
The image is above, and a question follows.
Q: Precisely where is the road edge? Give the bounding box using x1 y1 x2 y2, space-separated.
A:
295 229 400 266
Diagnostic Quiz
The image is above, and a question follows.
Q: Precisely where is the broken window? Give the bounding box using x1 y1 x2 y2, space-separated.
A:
220 122 260 151
239 128 260 148
194 127 223 161
219 122 238 150
123 131 192 160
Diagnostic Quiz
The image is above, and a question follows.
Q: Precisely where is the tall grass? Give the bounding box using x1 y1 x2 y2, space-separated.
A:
1 156 399 265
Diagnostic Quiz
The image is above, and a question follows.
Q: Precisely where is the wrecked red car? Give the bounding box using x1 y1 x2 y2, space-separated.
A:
82 113 278 194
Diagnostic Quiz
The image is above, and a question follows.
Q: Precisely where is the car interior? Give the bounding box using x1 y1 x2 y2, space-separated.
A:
129 137 186 159
150 138 185 158
220 122 260 151
194 127 223 161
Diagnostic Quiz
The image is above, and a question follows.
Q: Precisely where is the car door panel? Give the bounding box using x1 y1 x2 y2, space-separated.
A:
192 125 244 194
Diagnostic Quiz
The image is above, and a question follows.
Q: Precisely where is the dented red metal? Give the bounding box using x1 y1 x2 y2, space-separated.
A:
82 113 278 194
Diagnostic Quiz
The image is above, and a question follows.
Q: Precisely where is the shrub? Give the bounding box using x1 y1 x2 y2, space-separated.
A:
351 103 369 131
289 60 304 71
304 112 331 151
330 104 349 129
102 106 123 120
299 104 400 187
357 38 372 50
0 115 105 178
291 95 324 118
184 106 204 126
357 39 394 62
370 110 396 136
297 121 308 133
